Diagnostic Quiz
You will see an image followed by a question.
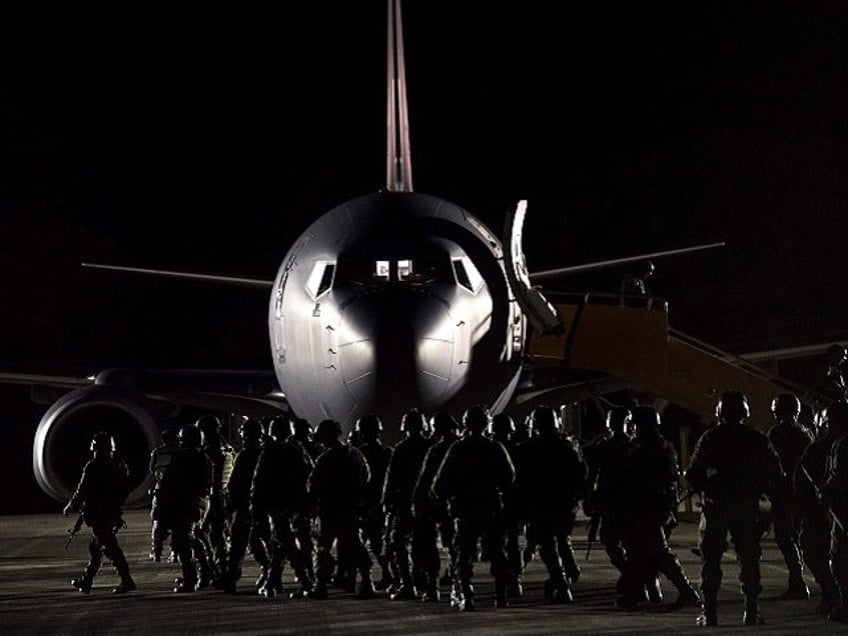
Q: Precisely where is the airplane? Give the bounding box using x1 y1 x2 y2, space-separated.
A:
0 0 834 508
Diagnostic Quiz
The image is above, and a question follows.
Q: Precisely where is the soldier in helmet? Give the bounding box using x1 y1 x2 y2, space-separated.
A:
827 344 848 399
617 407 699 610
582 406 634 592
307 419 375 600
432 405 516 611
686 391 783 626
292 417 326 461
220 418 265 593
795 401 845 619
620 260 654 297
250 415 315 598
766 393 814 600
354 413 395 591
821 401 848 622
195 414 234 586
412 411 461 601
382 408 432 600
155 424 210 592
514 406 586 603
148 428 179 562
488 413 524 596
63 431 135 594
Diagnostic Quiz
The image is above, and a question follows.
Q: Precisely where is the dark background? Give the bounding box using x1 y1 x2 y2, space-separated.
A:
1 2 847 511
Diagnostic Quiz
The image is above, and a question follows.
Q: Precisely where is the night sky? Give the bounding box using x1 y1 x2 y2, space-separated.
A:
1 3 847 509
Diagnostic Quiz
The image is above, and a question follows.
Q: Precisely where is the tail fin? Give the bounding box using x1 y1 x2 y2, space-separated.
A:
386 0 413 192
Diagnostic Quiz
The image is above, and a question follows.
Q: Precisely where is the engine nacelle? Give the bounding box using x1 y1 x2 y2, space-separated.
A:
33 385 163 506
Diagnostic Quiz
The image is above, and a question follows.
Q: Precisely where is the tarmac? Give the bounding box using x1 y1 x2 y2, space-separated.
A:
0 510 845 635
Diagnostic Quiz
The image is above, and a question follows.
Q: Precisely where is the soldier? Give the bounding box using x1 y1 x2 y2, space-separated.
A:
382 408 432 600
686 391 783 626
63 431 135 594
795 401 845 617
821 401 848 622
412 411 460 601
195 414 234 586
617 407 699 610
620 260 654 297
250 415 315 598
826 344 848 399
582 406 633 593
514 406 587 603
766 393 814 599
488 413 524 596
220 418 264 593
292 417 326 461
432 405 516 611
155 425 210 592
307 419 375 600
355 413 395 591
148 428 179 562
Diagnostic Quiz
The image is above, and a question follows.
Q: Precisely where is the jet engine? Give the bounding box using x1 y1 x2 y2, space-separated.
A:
32 385 163 506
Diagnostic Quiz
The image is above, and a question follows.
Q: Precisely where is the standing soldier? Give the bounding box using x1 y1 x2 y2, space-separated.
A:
766 393 813 599
63 431 135 594
382 408 432 600
148 428 179 562
514 406 586 603
821 401 848 623
307 419 375 600
433 405 516 611
796 401 845 618
488 413 524 596
685 391 783 626
412 411 460 601
582 407 634 593
221 418 264 593
155 425 210 592
250 415 315 599
617 407 699 610
355 414 395 591
195 414 234 587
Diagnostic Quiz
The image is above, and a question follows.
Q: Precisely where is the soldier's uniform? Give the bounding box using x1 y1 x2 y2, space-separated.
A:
154 425 210 592
821 401 848 623
433 406 516 611
307 419 374 599
766 393 814 599
618 407 698 610
686 391 782 626
488 414 524 593
221 419 264 593
514 406 586 603
64 432 135 594
412 412 460 601
148 429 178 562
355 415 395 591
795 402 844 617
250 417 315 598
382 409 432 599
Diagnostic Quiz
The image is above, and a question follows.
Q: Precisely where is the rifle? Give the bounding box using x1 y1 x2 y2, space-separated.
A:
585 514 601 561
64 513 84 550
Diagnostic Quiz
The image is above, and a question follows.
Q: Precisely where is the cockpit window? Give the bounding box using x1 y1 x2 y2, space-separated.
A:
452 257 483 293
375 260 391 281
306 260 336 299
397 259 413 280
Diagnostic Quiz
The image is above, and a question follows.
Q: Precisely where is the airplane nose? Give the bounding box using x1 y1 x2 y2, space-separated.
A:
337 286 462 416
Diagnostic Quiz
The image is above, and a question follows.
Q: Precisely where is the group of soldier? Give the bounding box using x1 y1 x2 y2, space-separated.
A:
62 387 848 627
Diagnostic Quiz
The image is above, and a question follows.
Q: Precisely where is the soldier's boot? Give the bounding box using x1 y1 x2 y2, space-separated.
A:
781 568 810 600
696 595 718 627
150 540 163 562
306 583 329 600
112 561 136 594
389 569 416 601
508 574 524 599
667 569 700 610
494 579 509 609
458 583 475 612
420 572 440 603
742 597 765 626
254 564 269 590
562 549 581 584
647 576 663 605
375 555 394 591
70 575 93 594
356 573 376 600
259 572 283 599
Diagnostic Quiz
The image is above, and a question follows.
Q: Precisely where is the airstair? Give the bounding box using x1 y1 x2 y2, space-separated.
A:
527 292 833 428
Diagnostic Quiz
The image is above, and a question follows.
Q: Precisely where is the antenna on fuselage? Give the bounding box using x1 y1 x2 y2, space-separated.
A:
386 0 413 192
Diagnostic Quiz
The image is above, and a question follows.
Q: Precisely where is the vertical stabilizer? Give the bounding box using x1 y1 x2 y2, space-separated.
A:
386 0 413 192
